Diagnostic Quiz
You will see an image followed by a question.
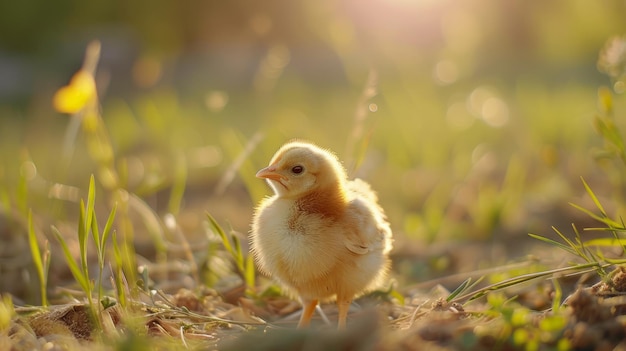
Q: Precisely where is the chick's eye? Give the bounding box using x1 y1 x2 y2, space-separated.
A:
291 165 304 174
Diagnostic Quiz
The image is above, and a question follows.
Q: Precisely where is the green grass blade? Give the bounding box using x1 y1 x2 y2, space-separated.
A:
207 213 234 256
0 187 10 212
0 295 15 330
570 203 622 228
447 278 472 302
91 209 101 255
551 275 563 313
454 263 606 303
52 226 90 293
232 233 244 271
528 233 578 256
85 175 96 241
77 199 90 293
582 227 626 232
244 254 256 294
552 226 578 253
572 225 604 266
101 203 117 251
611 221 626 254
90 209 104 301
43 241 51 296
604 258 626 265
111 230 127 307
446 276 485 302
580 177 607 216
584 238 626 247
27 210 48 306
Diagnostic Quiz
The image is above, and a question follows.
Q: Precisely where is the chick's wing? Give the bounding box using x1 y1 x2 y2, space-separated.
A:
343 179 392 255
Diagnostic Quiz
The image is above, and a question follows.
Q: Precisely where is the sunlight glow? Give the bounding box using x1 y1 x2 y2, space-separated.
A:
481 97 509 128
253 45 290 92
379 0 438 8
48 183 80 202
205 91 229 112
433 59 459 85
441 9 482 54
468 87 510 128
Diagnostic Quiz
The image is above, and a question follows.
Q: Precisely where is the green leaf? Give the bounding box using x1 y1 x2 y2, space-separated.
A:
244 254 256 294
27 210 43 278
111 230 127 307
91 209 101 255
447 278 472 302
528 233 577 256
389 288 405 306
232 233 244 271
604 257 626 265
77 199 90 291
552 226 578 254
570 202 622 228
85 175 96 240
101 203 117 252
52 226 90 293
27 210 48 306
580 177 607 217
43 241 51 295
551 277 562 313
207 213 234 256
455 263 607 303
584 238 626 247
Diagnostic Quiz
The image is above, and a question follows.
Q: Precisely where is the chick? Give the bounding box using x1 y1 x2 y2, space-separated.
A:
251 140 392 329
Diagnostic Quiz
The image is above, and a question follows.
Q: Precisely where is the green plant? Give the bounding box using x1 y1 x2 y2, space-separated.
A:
446 261 607 306
531 178 626 268
474 293 570 351
111 230 128 308
52 175 117 321
27 210 50 307
523 36 626 291
206 213 256 296
0 295 15 332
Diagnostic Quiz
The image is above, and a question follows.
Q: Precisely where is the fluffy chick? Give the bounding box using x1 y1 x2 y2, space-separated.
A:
251 140 393 329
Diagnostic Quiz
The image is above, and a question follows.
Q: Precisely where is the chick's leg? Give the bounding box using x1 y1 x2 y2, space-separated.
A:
297 299 318 328
337 299 351 329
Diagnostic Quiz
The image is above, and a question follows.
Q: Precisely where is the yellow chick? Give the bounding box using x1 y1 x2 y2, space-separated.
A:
251 140 393 329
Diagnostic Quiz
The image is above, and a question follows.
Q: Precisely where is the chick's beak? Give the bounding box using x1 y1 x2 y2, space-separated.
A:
256 166 284 181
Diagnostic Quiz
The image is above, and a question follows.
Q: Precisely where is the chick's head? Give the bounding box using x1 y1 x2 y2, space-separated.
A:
257 141 346 199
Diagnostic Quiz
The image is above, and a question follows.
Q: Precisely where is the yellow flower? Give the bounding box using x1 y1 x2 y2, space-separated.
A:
53 70 97 114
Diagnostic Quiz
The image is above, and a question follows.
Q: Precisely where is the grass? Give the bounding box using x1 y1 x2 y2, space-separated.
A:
1 31 626 351
206 212 256 297
27 209 50 307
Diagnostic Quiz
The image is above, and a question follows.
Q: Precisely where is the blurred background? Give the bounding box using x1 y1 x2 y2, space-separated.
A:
1 0 626 301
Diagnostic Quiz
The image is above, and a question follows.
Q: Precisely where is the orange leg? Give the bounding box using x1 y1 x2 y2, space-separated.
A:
297 299 318 328
337 299 351 329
